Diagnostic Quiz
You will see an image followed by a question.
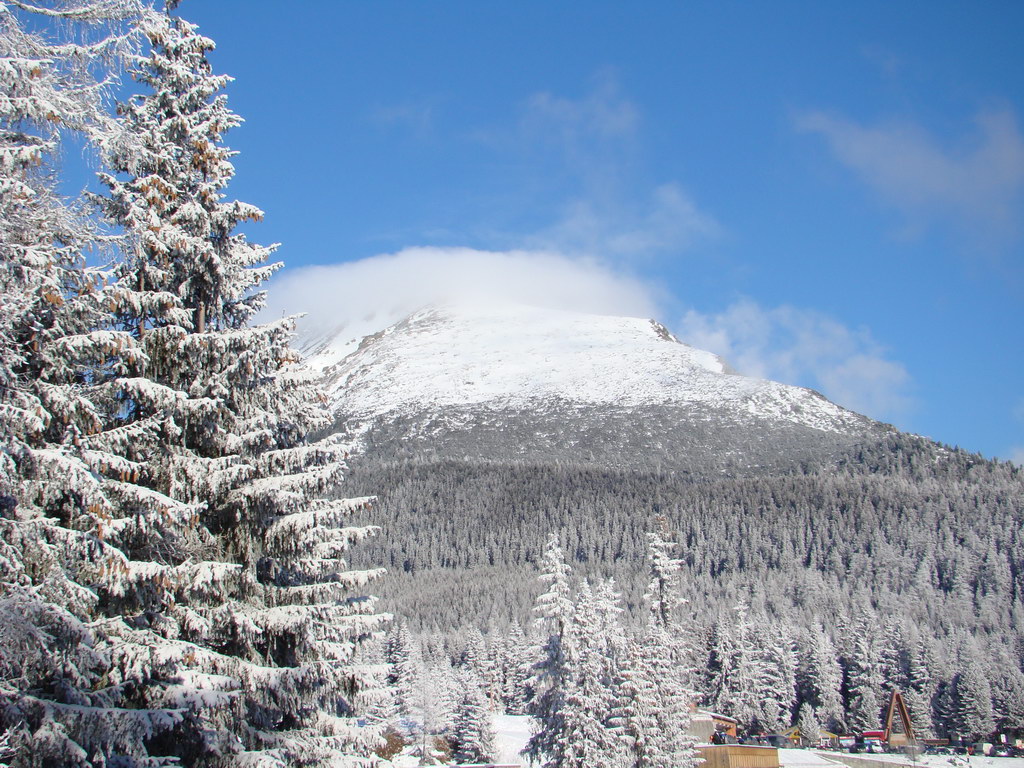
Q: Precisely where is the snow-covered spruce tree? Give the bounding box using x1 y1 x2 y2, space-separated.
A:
797 624 845 735
642 525 698 693
618 526 698 768
947 639 994 741
844 614 883 733
523 534 574 768
645 525 684 630
902 637 936 738
0 2 229 764
461 625 497 709
989 646 1024 739
795 704 820 747
500 619 530 715
386 620 422 726
555 580 627 768
710 603 764 734
88 5 388 765
448 668 496 765
620 623 698 768
755 623 796 733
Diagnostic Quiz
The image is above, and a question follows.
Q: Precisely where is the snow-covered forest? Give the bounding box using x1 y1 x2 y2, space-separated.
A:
345 437 1024 755
1 1 1023 767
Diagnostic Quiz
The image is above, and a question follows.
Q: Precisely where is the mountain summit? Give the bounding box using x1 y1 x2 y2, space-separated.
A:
306 301 877 470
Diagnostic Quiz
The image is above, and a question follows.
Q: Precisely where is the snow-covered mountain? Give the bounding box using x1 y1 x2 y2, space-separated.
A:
301 301 1022 648
304 301 880 470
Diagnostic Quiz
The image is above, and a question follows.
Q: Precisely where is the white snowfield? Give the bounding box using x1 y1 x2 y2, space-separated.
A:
488 719 1024 768
493 714 533 766
807 752 1024 768
306 301 867 434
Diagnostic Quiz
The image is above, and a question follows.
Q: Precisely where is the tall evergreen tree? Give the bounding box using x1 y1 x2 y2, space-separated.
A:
755 622 796 733
461 624 497 708
989 647 1024 739
618 528 699 768
797 625 845 734
711 603 764 733
644 524 684 630
87 5 388 764
500 619 530 715
948 639 994 741
903 637 936 737
524 534 574 768
0 2 221 764
449 668 496 765
556 580 626 768
796 703 821 747
844 614 883 733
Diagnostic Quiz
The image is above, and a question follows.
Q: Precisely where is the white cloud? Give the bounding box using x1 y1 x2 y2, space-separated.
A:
369 99 438 138
261 246 662 343
529 182 719 258
797 108 1024 241
521 72 640 169
514 74 719 259
266 251 913 423
1013 398 1024 423
678 299 913 421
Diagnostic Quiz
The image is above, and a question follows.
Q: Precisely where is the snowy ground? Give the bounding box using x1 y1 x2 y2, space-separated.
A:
494 714 532 766
488 720 1024 768
780 749 846 767
809 754 1024 768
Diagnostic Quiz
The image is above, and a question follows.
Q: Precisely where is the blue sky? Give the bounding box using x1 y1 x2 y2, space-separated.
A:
181 1 1023 462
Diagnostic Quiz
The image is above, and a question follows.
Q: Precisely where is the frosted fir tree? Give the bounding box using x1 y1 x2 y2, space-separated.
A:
555 580 627 768
388 621 425 725
844 616 884 733
524 534 574 768
0 2 227 764
710 603 765 734
645 525 685 629
449 668 496 765
903 637 936 737
989 645 1024 738
620 624 700 768
461 624 497 707
755 623 797 733
948 639 994 741
796 704 821 747
643 524 698 688
500 619 530 714
424 656 458 740
879 620 910 694
617 526 699 768
87 4 388 765
799 625 845 734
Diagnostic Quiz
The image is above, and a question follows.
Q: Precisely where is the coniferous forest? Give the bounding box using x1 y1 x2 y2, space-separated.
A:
1 2 1022 767
342 432 1024 750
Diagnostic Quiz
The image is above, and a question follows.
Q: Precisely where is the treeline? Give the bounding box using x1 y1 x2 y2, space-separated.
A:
380 529 1023 765
374 534 703 768
346 433 1023 635
384 561 1024 750
341 432 1024 741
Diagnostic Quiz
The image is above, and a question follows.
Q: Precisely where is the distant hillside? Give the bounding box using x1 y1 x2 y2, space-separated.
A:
312 301 1024 734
